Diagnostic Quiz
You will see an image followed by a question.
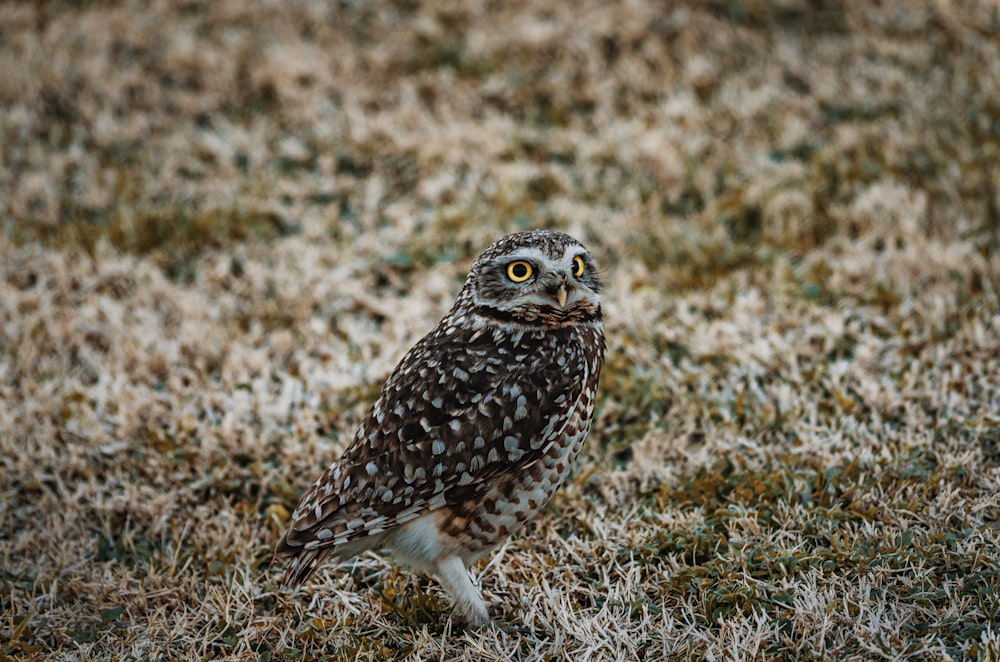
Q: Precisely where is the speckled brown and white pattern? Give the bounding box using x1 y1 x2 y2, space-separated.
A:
276 230 605 628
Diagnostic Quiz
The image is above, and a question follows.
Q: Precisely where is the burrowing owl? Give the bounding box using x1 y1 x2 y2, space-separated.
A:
276 230 605 628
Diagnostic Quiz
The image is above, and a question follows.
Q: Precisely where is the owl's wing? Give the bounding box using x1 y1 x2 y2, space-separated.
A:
277 322 592 573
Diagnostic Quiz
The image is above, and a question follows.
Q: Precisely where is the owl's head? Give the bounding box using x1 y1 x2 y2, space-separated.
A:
459 230 603 327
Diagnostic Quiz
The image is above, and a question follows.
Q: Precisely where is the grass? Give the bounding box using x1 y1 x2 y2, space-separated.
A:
2 0 1000 659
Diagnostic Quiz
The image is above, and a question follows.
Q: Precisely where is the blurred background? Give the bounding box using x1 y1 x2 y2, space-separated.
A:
3 0 996 275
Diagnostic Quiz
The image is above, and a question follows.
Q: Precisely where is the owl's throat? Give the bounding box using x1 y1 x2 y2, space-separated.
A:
472 302 602 328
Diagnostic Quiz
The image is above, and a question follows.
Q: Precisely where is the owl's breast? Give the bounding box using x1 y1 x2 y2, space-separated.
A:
427 322 604 557
327 319 604 556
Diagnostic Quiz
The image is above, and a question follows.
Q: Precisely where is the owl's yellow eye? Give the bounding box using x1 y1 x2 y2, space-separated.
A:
572 255 586 277
506 260 533 282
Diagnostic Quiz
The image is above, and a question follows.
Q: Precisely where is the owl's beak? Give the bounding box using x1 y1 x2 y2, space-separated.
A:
546 276 570 308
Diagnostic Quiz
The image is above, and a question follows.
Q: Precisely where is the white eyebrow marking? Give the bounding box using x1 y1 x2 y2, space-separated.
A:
498 246 550 265
502 245 587 271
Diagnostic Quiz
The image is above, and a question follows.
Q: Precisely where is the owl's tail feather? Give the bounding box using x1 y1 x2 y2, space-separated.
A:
275 530 387 588
279 548 331 588
274 535 332 588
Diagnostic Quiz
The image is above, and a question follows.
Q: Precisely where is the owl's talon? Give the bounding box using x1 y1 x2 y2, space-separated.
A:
492 620 533 635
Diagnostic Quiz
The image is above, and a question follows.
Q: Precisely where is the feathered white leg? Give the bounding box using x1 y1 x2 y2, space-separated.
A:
433 555 490 629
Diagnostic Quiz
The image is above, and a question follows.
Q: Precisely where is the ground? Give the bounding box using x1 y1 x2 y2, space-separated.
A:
1 0 999 660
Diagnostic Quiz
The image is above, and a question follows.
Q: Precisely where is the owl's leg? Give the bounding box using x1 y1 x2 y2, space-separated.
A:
434 555 491 629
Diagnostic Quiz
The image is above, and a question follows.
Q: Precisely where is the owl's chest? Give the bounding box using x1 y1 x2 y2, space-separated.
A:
492 325 602 394
493 325 602 464
448 327 602 551
446 390 595 557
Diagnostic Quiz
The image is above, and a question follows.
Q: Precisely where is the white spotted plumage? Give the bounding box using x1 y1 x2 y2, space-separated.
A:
276 230 606 629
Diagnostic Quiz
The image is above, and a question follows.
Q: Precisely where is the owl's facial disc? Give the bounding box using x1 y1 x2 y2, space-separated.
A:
470 243 601 325
521 268 597 317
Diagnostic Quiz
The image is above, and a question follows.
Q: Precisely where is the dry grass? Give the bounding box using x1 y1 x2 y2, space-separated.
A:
2 0 1000 659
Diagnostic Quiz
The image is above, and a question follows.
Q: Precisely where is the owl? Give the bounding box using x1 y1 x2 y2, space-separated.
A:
276 229 605 629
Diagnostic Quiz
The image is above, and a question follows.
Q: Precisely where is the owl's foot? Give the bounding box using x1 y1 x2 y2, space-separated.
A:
489 619 534 635
452 612 530 634
433 556 491 630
